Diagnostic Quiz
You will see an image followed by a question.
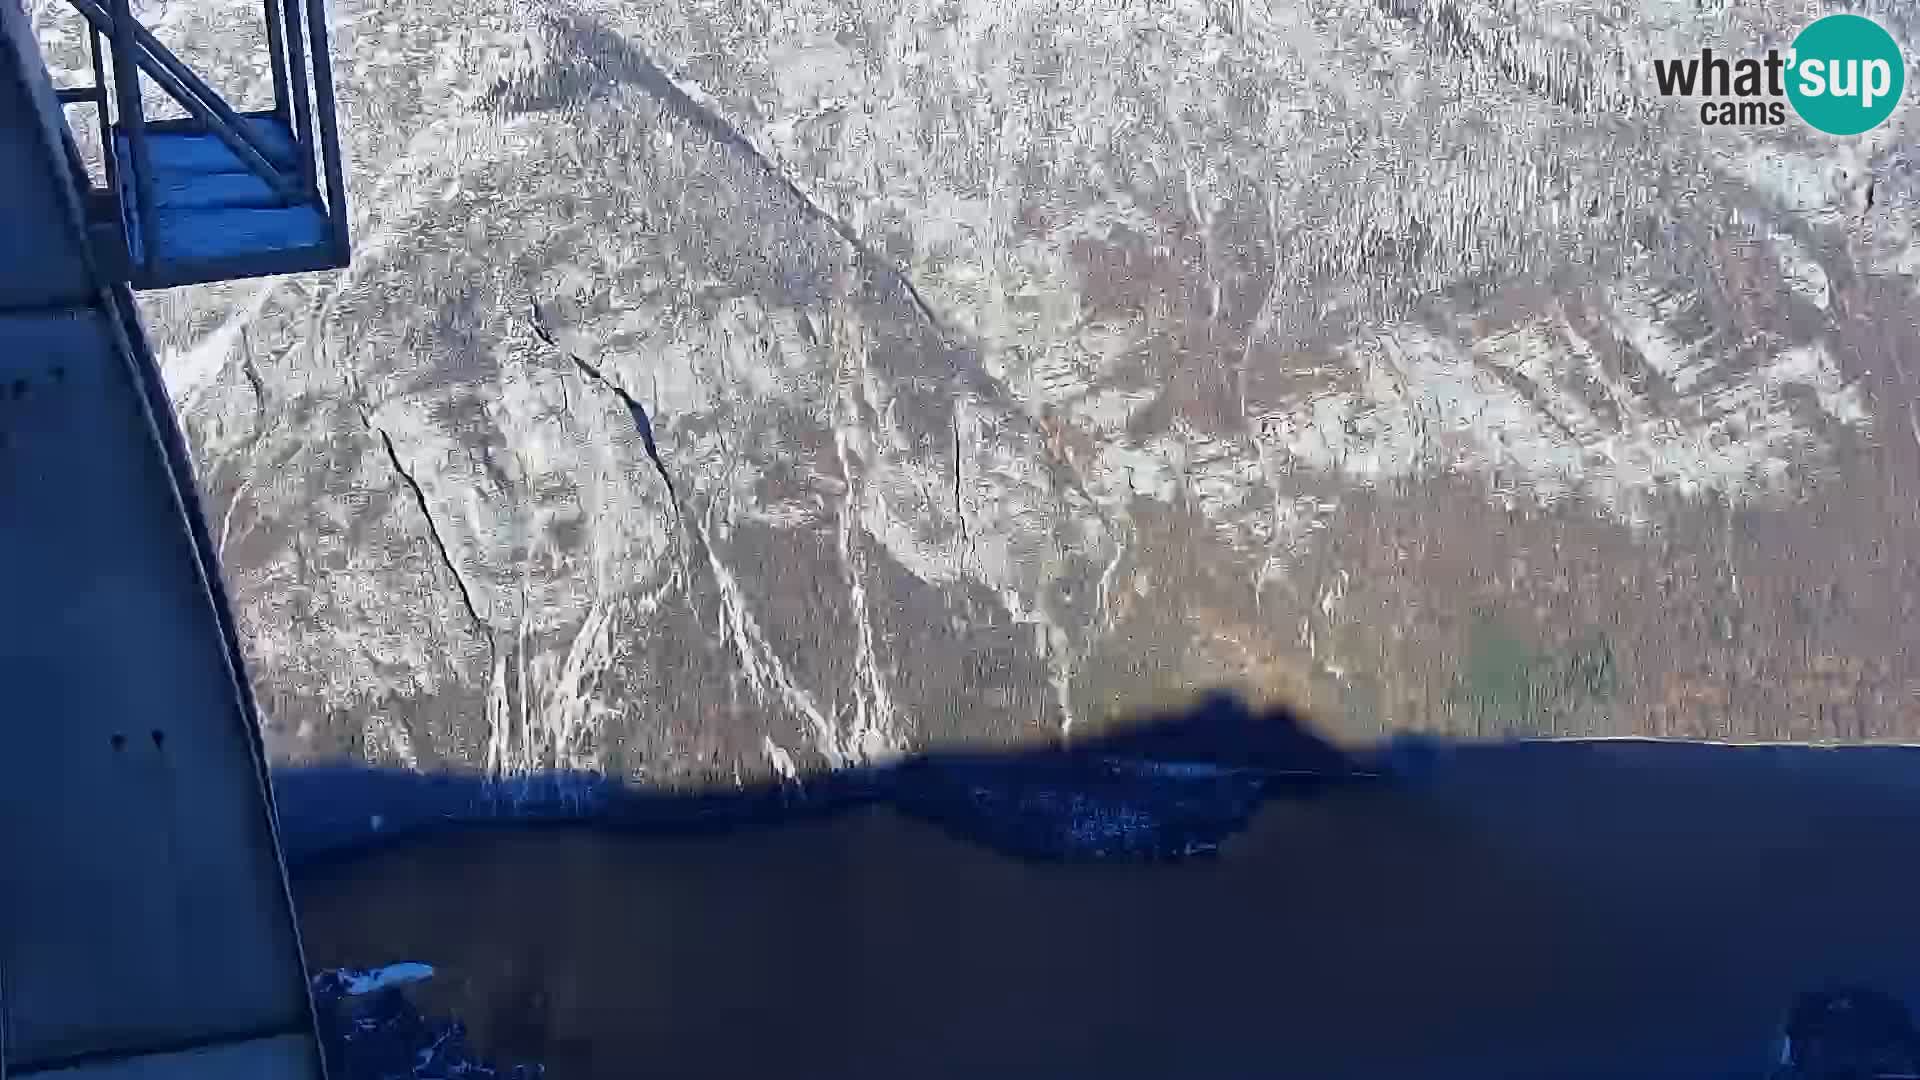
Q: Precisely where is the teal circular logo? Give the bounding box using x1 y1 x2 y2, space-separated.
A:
1787 14 1906 135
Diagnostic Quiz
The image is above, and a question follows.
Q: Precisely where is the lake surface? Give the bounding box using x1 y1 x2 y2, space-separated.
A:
290 743 1920 1080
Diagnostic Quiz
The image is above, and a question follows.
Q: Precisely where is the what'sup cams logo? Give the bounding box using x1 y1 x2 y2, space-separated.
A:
1653 14 1906 134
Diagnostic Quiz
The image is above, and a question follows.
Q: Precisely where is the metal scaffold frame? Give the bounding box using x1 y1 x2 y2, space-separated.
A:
54 0 350 287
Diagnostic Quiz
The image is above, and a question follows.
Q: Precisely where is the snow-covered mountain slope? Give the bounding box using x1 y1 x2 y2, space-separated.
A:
35 0 1920 778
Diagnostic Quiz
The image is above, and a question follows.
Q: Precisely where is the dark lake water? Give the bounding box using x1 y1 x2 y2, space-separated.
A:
289 743 1920 1080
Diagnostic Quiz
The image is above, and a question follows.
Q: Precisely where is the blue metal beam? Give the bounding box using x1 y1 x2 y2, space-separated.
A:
0 7 328 1075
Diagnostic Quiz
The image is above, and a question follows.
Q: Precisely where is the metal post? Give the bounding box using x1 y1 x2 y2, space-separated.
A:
90 27 116 198
58 126 90 189
263 0 291 119
105 0 155 269
280 0 316 194
306 0 348 253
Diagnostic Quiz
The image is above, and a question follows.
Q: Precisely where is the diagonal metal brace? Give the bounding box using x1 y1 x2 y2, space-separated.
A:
66 0 306 204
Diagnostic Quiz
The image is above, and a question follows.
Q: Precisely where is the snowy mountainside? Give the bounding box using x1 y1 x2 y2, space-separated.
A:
32 0 1920 777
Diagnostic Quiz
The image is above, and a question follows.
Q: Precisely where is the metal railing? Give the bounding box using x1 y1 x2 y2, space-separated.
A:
57 0 348 279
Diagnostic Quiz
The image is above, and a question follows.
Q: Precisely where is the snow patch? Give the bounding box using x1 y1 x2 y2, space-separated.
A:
1771 231 1831 311
1606 284 1717 394
1260 308 1871 521
1766 342 1869 426
158 278 281 406
763 736 799 781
